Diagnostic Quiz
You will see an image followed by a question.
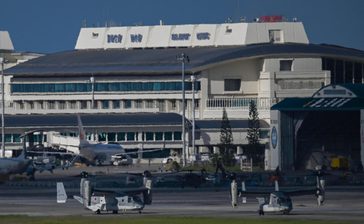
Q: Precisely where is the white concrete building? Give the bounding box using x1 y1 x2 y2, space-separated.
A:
3 17 364 168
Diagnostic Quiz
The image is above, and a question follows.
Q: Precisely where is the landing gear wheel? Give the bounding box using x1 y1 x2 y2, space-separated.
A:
112 210 118 214
138 210 142 214
95 209 101 214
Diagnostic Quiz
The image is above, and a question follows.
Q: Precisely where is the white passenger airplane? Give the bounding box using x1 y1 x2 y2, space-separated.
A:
57 172 153 214
76 115 131 165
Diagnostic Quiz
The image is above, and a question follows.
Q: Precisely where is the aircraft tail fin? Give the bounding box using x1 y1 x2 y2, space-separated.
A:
57 182 67 203
77 115 89 146
274 180 279 191
143 171 153 205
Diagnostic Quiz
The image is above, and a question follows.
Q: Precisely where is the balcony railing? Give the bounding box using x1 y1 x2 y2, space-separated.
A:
205 97 272 110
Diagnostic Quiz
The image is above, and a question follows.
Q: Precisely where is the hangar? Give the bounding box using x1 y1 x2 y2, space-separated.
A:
269 84 364 171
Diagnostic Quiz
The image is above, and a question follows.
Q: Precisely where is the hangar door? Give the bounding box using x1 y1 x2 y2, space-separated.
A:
271 84 364 171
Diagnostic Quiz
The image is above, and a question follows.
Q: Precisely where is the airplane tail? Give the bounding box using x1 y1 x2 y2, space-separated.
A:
77 115 89 146
274 180 279 191
143 171 153 205
57 182 68 203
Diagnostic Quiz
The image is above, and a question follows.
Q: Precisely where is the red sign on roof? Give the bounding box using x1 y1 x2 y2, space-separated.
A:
259 16 283 23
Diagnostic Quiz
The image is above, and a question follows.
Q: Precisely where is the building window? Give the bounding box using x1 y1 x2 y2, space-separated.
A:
101 100 109 109
107 132 116 142
280 60 293 71
98 133 107 142
224 79 241 91
135 100 143 109
124 100 132 109
155 132 163 141
269 30 282 43
164 132 173 141
117 132 125 141
157 100 165 111
69 101 77 109
112 100 120 109
80 101 87 109
48 101 55 109
145 132 154 141
126 132 135 141
174 131 182 140
58 101 66 110
171 100 176 110
194 100 200 109
146 100 154 108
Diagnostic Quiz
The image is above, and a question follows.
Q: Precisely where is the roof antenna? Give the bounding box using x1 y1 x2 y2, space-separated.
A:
82 19 87 28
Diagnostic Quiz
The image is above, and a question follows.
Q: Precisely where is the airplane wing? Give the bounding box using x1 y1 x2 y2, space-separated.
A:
93 187 149 196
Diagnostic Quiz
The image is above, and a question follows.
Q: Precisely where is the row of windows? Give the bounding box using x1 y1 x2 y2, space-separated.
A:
0 134 21 143
60 131 183 142
14 99 199 111
322 58 364 84
3 131 183 144
11 81 201 93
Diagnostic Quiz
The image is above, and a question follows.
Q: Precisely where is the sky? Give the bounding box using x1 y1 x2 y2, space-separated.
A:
1 0 364 54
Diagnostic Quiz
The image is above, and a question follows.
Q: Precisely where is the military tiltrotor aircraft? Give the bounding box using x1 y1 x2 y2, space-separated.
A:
57 171 152 214
230 169 325 215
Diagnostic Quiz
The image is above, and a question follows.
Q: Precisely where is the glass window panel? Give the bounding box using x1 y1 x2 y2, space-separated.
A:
13 134 21 143
117 132 125 141
98 133 107 141
5 134 12 143
126 132 135 141
155 132 163 141
224 79 241 91
164 132 172 141
124 100 132 108
107 132 116 142
145 132 154 141
174 131 182 140
112 100 120 109
101 100 109 109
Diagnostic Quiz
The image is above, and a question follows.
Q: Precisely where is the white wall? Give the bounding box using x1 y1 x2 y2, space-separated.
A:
75 21 309 50
208 59 261 96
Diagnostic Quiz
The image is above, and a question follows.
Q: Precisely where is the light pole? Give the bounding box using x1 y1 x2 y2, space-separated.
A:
0 58 6 158
177 53 189 167
191 75 196 161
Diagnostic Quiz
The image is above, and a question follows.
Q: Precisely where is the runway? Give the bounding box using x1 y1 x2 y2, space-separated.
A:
0 185 363 222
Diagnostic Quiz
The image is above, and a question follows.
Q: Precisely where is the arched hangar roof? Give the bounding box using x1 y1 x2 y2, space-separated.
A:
5 43 364 76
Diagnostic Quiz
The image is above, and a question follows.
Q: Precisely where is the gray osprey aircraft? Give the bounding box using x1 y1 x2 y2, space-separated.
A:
0 151 32 180
230 170 325 215
57 172 153 214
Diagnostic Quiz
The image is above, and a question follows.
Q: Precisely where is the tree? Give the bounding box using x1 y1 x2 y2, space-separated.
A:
246 100 263 165
219 108 235 166
247 100 260 145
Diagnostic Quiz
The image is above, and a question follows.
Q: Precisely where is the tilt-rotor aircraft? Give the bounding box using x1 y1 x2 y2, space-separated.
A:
0 150 33 181
57 172 153 214
230 169 325 215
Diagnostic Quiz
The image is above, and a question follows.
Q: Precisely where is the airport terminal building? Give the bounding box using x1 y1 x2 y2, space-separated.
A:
3 16 364 169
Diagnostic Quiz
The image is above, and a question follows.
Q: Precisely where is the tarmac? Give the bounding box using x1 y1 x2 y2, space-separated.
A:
0 165 363 222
